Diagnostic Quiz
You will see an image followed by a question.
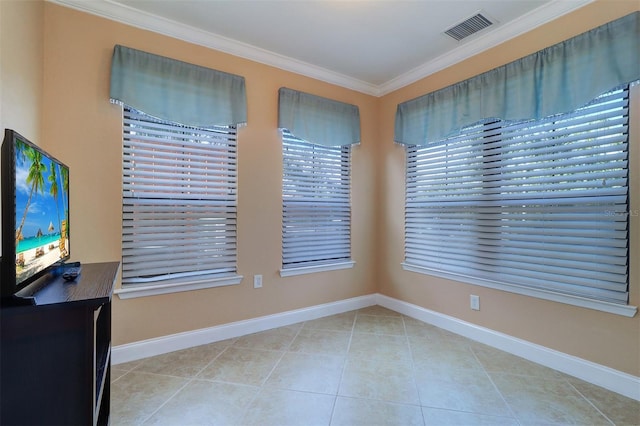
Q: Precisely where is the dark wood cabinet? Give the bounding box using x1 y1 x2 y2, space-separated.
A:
0 262 119 425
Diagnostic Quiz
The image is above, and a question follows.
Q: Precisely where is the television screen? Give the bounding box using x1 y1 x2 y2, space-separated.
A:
2 129 70 294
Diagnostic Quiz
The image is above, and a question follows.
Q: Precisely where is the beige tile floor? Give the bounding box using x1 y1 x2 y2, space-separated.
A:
111 305 640 425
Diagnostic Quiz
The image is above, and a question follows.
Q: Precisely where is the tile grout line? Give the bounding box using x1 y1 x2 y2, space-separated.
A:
327 310 358 425
329 310 427 423
566 381 617 426
467 343 523 425
237 325 303 425
400 315 427 425
260 325 302 384
110 369 130 385
188 340 261 424
138 375 194 425
192 342 233 378
406 318 522 424
136 342 236 425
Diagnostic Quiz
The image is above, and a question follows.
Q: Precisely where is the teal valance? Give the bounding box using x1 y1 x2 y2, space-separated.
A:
395 11 640 145
110 45 246 127
278 88 360 146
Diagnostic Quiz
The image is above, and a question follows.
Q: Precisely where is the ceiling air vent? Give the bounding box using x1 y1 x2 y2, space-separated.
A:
444 13 494 41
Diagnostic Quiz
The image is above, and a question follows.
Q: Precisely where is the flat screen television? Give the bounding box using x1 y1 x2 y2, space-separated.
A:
1 129 70 300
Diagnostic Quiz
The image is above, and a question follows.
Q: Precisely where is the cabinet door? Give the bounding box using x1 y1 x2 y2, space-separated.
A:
0 305 93 425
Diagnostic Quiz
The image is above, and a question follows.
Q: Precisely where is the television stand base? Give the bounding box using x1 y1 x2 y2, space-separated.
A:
0 294 36 307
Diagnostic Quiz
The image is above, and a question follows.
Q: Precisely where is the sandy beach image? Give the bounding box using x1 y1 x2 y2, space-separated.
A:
16 237 69 284
12 135 70 285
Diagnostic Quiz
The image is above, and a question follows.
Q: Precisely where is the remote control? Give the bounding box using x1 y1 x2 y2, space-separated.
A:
63 266 81 281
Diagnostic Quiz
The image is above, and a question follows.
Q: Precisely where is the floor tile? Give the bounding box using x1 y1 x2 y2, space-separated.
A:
403 316 444 339
349 332 412 363
339 356 420 405
134 342 226 378
409 327 473 352
353 314 406 335
115 359 144 371
288 328 352 355
111 367 129 382
110 371 189 425
265 352 345 394
331 396 424 426
110 306 632 426
357 305 403 317
197 347 283 386
232 326 299 351
410 336 483 373
436 329 475 347
241 388 335 426
568 377 640 426
422 407 519 425
472 344 567 380
304 312 356 331
492 373 612 425
414 366 511 417
143 379 258 425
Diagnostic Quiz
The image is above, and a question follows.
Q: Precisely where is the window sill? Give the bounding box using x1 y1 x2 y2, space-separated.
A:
115 274 243 299
401 263 637 318
280 261 355 277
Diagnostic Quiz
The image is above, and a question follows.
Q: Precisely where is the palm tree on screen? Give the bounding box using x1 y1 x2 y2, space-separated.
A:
15 147 47 246
49 163 62 237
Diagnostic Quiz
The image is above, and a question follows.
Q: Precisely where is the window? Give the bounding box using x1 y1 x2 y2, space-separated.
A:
119 106 240 297
405 86 633 315
281 131 353 276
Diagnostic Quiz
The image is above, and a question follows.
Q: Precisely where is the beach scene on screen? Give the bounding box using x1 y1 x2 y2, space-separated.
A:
14 140 69 285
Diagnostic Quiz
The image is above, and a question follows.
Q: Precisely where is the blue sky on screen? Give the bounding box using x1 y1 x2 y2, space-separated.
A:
15 155 67 239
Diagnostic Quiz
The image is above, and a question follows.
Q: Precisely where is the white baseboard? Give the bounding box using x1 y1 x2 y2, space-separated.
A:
112 294 376 365
375 294 640 401
112 292 638 401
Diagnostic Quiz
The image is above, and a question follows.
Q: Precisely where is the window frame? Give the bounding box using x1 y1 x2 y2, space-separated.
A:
403 85 638 317
115 106 242 299
280 131 354 277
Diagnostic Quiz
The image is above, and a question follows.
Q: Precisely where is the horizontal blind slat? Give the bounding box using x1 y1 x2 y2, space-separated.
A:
122 106 238 285
282 132 352 268
405 87 630 304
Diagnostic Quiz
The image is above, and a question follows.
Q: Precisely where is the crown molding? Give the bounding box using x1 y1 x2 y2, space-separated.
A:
47 0 380 96
377 0 595 96
49 0 593 97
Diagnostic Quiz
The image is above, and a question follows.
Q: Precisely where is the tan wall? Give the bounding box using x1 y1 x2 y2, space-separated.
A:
41 3 377 346
377 0 640 376
0 0 44 259
12 0 638 376
0 0 43 142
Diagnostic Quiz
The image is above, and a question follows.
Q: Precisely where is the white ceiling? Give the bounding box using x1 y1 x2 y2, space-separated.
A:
52 0 594 96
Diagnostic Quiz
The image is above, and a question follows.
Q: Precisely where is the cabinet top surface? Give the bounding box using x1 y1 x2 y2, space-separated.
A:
31 262 120 306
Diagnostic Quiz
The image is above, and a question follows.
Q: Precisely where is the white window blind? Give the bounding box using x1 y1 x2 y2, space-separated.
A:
122 107 237 286
282 132 352 270
405 86 630 305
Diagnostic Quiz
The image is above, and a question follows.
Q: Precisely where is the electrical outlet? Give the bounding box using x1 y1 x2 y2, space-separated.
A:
470 295 480 310
253 275 263 289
